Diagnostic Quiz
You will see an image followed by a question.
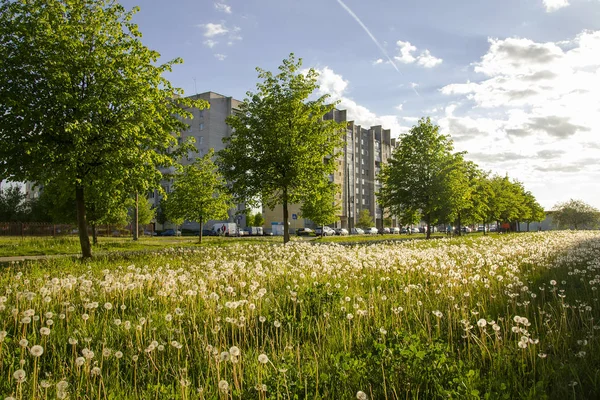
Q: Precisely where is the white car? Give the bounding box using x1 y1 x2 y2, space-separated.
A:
366 227 378 235
351 228 364 235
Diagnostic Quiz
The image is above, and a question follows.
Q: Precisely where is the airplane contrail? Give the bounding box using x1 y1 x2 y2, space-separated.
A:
335 0 400 74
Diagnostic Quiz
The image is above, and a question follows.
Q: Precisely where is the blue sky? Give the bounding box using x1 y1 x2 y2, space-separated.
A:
121 0 600 209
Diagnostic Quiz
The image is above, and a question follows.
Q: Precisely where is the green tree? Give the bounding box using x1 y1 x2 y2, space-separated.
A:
246 212 256 227
253 213 265 228
128 198 155 228
300 181 340 235
551 199 600 230
164 150 232 243
217 54 346 243
0 185 28 222
378 118 456 239
522 192 546 231
0 0 206 257
356 209 374 230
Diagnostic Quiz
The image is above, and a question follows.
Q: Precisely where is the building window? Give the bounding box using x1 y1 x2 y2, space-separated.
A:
198 136 203 144
199 110 204 118
199 123 204 131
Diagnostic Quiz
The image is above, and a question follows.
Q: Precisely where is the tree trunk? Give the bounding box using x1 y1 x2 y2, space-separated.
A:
426 215 431 240
483 221 487 236
527 222 530 232
91 224 98 246
133 192 139 241
456 213 462 237
283 188 290 244
199 215 203 244
75 183 92 258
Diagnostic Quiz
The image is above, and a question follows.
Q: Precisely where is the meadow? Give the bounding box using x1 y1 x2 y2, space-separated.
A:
0 235 283 258
0 231 599 399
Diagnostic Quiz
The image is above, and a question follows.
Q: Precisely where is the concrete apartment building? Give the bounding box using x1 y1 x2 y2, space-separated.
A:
262 109 398 231
152 91 247 230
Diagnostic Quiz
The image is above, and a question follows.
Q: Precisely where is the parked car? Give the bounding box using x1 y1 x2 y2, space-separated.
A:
335 228 349 236
477 225 488 232
202 229 215 237
351 228 365 235
159 229 181 236
143 230 157 236
391 227 401 234
263 229 274 236
366 227 378 235
296 227 314 236
315 226 335 236
462 226 472 233
378 227 391 234
244 226 264 236
411 227 420 234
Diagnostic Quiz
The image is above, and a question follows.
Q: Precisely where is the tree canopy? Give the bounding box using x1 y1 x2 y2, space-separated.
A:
378 118 456 238
0 0 207 257
551 199 599 230
300 181 340 230
217 54 346 243
356 209 375 230
165 149 232 243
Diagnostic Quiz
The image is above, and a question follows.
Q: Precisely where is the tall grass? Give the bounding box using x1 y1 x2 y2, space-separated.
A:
0 231 598 399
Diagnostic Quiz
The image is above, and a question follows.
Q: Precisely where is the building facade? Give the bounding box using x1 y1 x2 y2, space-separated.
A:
152 91 247 230
262 109 398 231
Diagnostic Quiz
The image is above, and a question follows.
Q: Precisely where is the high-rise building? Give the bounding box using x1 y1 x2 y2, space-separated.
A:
262 109 398 231
152 91 247 229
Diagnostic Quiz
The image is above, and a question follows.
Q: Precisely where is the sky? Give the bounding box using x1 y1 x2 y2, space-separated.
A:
120 0 600 210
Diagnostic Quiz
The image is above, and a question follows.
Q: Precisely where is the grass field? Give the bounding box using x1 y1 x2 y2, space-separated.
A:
0 231 599 399
0 235 285 258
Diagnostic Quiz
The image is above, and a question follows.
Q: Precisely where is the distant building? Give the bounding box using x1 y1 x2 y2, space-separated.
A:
262 109 398 231
153 91 247 230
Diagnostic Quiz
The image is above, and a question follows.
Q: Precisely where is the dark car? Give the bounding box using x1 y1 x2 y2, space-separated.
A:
159 229 181 236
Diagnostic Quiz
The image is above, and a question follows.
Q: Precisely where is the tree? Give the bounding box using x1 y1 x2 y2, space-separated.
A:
253 213 265 228
246 212 256 227
378 118 457 239
164 149 232 243
217 54 346 243
356 209 374 230
0 185 28 222
300 181 340 235
0 0 207 257
551 199 600 230
522 192 545 231
128 198 155 228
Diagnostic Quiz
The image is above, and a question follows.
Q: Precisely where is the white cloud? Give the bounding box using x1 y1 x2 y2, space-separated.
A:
417 50 443 68
395 41 417 64
439 30 600 208
441 31 600 140
214 2 232 14
395 104 403 111
214 53 227 61
373 58 384 65
311 67 409 137
543 0 570 12
204 39 218 48
394 40 443 68
200 23 229 38
227 26 242 45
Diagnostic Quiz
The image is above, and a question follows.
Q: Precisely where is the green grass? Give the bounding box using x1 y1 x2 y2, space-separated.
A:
0 235 285 258
0 231 599 399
